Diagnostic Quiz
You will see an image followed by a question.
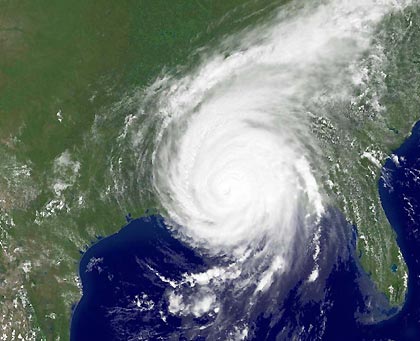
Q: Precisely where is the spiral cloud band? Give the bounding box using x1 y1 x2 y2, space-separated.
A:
152 0 410 260
130 0 417 331
155 81 323 252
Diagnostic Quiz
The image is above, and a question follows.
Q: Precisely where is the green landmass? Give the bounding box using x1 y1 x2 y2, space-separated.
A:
312 6 420 306
0 1 419 339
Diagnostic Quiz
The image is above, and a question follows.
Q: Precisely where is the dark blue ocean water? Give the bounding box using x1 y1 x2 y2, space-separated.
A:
70 122 420 340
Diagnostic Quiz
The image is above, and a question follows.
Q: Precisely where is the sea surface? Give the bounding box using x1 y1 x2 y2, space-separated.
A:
70 123 420 340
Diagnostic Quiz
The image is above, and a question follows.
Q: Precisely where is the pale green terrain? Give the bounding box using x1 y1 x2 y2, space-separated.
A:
0 1 419 339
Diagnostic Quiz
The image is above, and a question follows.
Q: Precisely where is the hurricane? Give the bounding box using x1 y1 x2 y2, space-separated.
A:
118 0 412 338
152 1 406 258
